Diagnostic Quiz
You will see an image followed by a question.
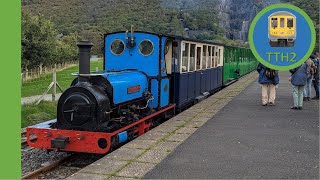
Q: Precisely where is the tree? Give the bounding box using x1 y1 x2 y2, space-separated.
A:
22 13 81 71
57 33 80 63
22 13 58 70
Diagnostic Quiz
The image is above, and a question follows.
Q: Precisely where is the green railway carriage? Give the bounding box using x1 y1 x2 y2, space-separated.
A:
223 46 258 84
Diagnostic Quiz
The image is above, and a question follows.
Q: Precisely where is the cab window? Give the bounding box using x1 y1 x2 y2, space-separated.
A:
139 40 154 56
271 18 278 28
280 18 285 28
287 18 293 28
111 39 125 55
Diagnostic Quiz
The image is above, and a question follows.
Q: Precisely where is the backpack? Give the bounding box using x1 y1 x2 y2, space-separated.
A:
265 68 276 79
310 66 315 75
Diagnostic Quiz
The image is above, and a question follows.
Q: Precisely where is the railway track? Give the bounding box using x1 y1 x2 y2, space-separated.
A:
22 155 73 179
21 131 28 148
21 153 104 179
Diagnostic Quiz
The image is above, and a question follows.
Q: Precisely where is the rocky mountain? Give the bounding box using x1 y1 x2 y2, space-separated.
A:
218 0 281 42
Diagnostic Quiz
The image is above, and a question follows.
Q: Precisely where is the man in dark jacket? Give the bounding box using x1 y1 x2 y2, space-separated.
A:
312 53 319 100
257 63 279 106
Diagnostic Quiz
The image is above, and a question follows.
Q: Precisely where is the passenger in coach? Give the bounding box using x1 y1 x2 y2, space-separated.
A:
257 63 279 106
289 62 309 110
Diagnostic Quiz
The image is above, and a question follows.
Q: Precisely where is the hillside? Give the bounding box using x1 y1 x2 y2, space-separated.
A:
21 0 238 53
22 0 186 54
22 0 319 53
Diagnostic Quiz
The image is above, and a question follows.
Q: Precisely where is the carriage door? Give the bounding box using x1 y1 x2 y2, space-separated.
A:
164 39 176 104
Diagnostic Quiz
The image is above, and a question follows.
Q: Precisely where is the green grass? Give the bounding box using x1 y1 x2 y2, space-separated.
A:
21 101 58 128
22 60 103 97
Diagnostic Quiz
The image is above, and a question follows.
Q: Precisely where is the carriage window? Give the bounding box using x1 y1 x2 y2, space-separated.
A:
287 18 293 28
111 39 125 55
210 46 215 67
189 44 196 71
208 46 212 68
165 40 170 55
139 40 154 56
202 45 207 69
196 47 201 70
218 49 221 65
212 46 217 67
271 18 278 28
280 18 285 28
215 51 218 67
181 43 189 72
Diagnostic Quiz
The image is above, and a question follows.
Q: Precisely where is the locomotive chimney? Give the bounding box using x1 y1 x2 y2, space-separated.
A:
77 40 93 83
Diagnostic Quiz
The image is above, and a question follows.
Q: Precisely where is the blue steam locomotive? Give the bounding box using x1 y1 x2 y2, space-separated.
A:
26 30 255 154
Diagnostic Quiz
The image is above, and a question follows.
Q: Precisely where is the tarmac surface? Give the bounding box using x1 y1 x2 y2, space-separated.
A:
66 71 319 179
144 72 319 179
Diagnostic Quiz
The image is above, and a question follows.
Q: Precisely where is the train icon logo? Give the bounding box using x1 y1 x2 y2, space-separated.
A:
249 3 316 71
268 11 296 47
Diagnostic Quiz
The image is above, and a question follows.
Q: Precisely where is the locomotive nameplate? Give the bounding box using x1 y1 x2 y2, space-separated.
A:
127 85 140 94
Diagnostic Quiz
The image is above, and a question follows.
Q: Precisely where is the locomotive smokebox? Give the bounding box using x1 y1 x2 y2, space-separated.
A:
77 40 93 83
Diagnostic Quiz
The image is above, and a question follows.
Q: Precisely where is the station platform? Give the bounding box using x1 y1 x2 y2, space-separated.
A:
144 72 319 179
68 71 319 179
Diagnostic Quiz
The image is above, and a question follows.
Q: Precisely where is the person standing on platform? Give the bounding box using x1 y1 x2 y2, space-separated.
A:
312 53 319 100
257 63 279 106
289 63 308 110
303 56 316 101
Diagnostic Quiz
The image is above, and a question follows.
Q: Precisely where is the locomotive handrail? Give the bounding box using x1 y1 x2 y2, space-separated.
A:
71 72 105 76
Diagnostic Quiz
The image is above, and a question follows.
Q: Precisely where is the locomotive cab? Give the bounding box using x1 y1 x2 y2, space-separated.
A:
105 31 171 109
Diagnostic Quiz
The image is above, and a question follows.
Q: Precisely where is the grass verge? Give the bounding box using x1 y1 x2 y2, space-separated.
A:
22 60 103 97
21 101 57 128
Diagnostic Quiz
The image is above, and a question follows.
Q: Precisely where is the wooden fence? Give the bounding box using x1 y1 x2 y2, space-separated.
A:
21 62 77 82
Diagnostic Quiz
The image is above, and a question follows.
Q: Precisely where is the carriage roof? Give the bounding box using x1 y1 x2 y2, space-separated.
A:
104 31 251 49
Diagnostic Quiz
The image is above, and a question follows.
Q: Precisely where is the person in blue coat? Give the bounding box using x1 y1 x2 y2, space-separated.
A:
312 52 319 100
289 63 308 110
257 63 279 106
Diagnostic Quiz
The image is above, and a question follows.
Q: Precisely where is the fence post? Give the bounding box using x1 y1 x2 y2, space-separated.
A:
39 64 43 75
52 64 57 101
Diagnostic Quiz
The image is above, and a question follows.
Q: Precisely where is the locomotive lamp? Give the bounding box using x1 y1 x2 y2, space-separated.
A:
125 25 136 49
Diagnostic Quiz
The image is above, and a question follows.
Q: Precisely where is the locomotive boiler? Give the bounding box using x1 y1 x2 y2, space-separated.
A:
55 41 152 133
